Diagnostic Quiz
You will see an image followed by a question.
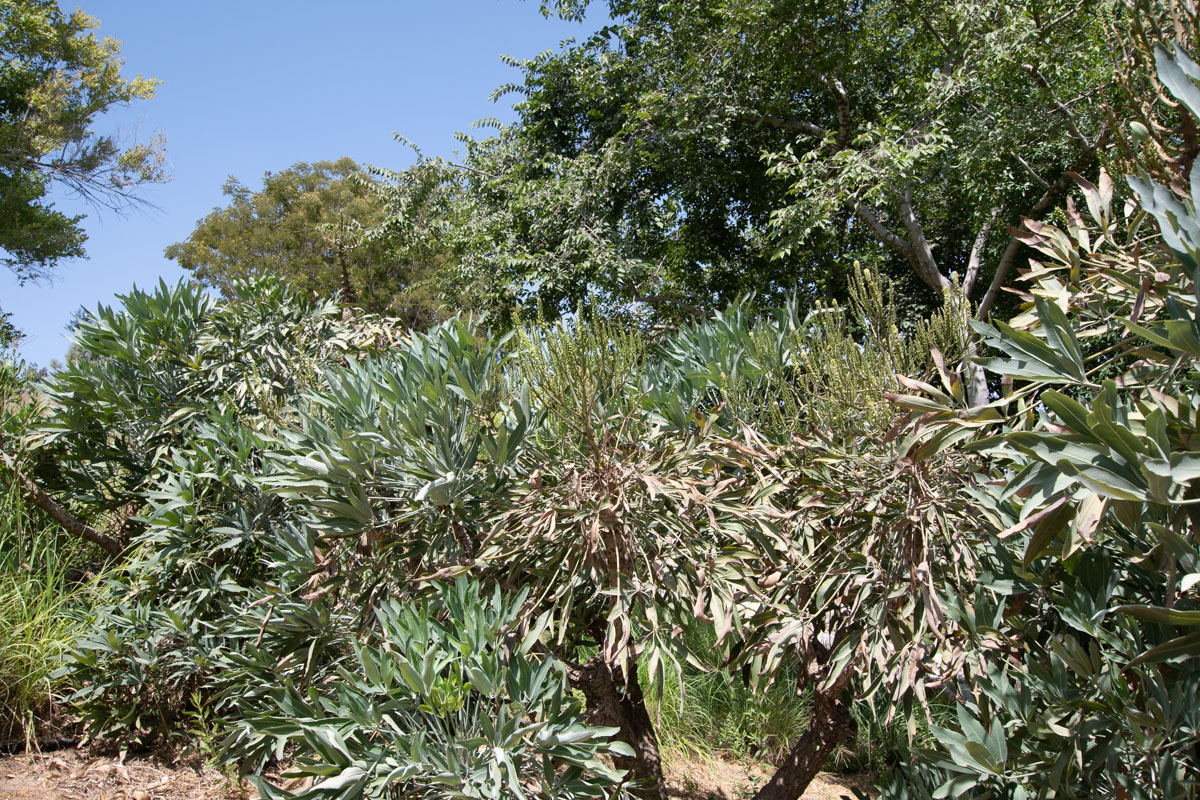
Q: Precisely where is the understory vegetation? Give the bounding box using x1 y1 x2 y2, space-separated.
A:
6 1 1200 799
0 485 84 740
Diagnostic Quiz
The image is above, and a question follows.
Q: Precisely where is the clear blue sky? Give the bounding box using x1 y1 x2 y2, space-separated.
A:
2 1 594 367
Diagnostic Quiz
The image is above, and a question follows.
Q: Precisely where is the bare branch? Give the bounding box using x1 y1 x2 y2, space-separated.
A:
1013 153 1051 189
738 113 827 138
0 449 123 559
977 135 1106 318
855 197 949 292
821 75 852 152
1023 63 1090 145
977 236 1024 320
445 160 500 180
853 200 915 257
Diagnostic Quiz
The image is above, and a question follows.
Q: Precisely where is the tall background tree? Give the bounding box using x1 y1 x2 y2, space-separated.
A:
166 158 447 328
0 0 165 284
379 0 1121 329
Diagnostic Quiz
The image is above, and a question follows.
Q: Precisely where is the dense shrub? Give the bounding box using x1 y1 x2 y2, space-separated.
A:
881 46 1200 800
235 581 632 800
34 52 1200 795
37 258 982 800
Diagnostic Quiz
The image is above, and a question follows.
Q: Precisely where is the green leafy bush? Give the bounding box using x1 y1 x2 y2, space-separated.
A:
886 44 1200 800
0 337 102 738
34 231 984 799
234 580 631 800
51 277 391 745
33 277 365 521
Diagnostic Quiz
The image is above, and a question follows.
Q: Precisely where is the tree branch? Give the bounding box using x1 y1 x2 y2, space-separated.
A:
0 449 123 558
1024 63 1090 145
853 200 915 258
445 160 500 180
855 197 950 292
1013 152 1051 189
964 207 1001 298
821 75 852 152
897 188 951 292
738 113 827 138
977 137 1105 319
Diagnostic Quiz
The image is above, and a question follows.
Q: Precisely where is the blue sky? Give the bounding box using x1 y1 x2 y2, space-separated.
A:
3 1 593 367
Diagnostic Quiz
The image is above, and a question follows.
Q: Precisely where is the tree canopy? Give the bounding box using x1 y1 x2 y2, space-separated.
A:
166 158 447 328
379 0 1120 325
0 0 165 282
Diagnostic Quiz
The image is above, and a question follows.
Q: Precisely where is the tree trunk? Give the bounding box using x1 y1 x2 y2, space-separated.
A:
569 656 666 800
751 690 857 800
965 341 990 408
337 241 359 305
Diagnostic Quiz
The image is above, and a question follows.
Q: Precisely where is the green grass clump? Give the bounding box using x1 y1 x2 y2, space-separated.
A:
643 625 947 777
0 482 99 740
642 626 807 766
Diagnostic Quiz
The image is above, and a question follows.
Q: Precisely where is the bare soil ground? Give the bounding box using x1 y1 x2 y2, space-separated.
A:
663 753 876 800
0 749 250 800
0 747 877 800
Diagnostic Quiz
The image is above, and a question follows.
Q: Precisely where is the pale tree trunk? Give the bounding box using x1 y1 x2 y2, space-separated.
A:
897 189 951 294
964 341 991 407
568 656 666 800
976 143 1105 319
963 211 1000 407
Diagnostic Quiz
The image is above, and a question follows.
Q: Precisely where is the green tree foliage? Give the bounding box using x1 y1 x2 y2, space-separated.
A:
377 0 1119 324
46 174 1200 798
0 0 165 282
166 159 447 328
23 17 1200 800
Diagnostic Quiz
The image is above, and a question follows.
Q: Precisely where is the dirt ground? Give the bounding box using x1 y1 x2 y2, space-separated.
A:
663 754 876 800
0 749 250 800
0 746 877 800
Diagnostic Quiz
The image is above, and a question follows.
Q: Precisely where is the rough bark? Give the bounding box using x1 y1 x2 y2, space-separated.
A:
336 240 359 304
567 656 666 800
0 449 123 558
750 689 858 800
